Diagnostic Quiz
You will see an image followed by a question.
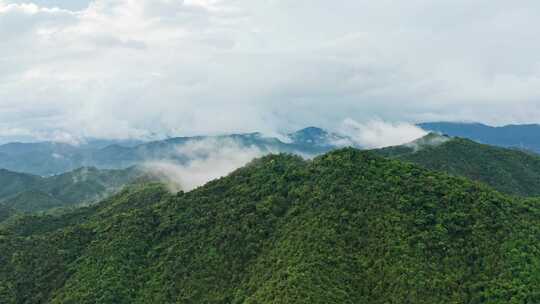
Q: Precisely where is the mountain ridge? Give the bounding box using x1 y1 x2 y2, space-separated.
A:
0 127 351 176
3 122 540 176
419 122 540 153
0 166 145 217
375 133 540 197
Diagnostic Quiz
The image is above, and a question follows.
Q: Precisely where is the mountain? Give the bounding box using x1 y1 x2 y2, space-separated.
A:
1 190 65 214
419 122 540 153
0 204 15 223
0 166 145 217
0 168 42 198
40 167 144 204
2 149 540 303
3 123 540 176
0 142 87 175
287 126 351 152
0 128 347 176
376 133 540 197
0 128 348 219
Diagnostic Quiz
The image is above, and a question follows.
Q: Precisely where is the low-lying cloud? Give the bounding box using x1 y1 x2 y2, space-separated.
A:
141 138 267 192
141 120 430 192
339 119 428 149
405 133 451 152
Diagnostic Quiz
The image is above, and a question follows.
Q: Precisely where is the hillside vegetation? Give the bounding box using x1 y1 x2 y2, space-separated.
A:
0 167 144 218
419 122 540 153
0 205 15 223
376 133 540 197
1 148 540 303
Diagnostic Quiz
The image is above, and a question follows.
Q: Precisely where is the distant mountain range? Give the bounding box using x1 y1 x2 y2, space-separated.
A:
1 121 539 177
0 127 350 176
3 131 540 223
419 122 540 153
0 127 350 220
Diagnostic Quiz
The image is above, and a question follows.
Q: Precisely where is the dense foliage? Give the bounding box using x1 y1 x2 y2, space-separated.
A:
0 205 15 223
0 167 143 217
0 169 41 198
376 134 540 197
1 148 540 303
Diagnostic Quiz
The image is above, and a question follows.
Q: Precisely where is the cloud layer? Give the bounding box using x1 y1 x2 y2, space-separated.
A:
340 119 428 149
1 0 540 142
142 137 267 192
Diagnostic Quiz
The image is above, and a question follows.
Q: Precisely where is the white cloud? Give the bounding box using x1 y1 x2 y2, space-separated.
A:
0 2 77 41
6 0 90 11
339 119 428 149
405 133 450 152
141 138 266 191
1 0 540 142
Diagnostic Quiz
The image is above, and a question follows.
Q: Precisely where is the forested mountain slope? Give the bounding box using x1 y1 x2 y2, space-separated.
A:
0 169 42 198
0 167 144 217
376 133 540 197
1 149 540 303
419 122 540 153
0 205 15 223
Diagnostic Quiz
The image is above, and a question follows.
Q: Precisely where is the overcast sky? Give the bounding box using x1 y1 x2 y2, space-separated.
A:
1 0 539 142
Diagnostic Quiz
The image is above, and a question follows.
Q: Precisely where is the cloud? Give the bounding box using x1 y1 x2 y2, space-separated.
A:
0 125 84 145
0 2 77 39
6 0 90 11
1 0 540 142
339 119 428 149
404 133 451 152
141 138 267 192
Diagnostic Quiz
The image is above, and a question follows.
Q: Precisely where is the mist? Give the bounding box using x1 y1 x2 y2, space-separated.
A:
407 134 450 151
141 138 268 192
138 119 429 192
339 119 428 149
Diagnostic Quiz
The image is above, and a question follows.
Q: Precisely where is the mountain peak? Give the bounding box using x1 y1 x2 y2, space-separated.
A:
288 127 328 142
288 126 351 148
295 126 327 135
406 132 452 148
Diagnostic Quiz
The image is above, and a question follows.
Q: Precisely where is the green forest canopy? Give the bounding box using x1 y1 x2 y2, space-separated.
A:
1 148 540 303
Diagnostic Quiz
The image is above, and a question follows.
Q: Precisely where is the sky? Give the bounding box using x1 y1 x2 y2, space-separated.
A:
1 0 540 143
